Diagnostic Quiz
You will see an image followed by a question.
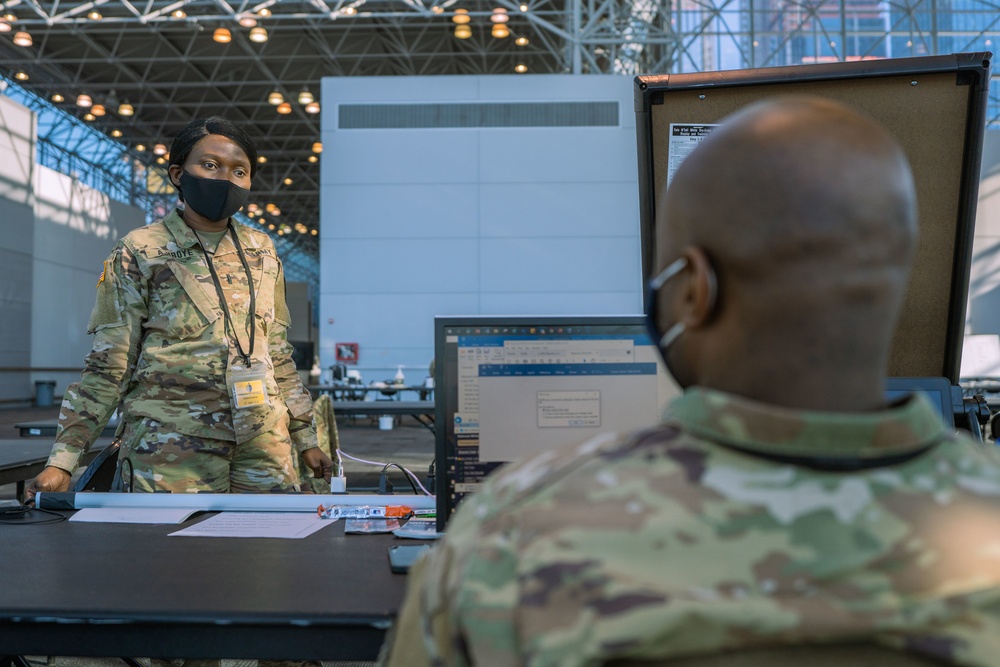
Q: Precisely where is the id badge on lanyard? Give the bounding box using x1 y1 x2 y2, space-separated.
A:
228 362 271 409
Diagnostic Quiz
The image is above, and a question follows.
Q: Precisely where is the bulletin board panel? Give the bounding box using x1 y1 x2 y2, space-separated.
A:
635 53 992 383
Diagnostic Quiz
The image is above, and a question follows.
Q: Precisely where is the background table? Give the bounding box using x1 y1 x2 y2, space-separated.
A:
0 438 108 501
0 513 412 660
16 420 117 438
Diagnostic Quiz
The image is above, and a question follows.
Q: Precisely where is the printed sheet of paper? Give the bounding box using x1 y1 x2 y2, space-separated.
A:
667 124 718 188
70 508 200 524
169 512 331 539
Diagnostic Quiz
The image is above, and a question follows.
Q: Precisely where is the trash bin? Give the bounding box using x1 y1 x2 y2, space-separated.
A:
35 380 56 408
378 415 394 431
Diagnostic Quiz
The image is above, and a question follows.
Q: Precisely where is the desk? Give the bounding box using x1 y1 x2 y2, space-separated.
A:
0 515 410 660
16 420 117 438
333 400 435 433
0 438 108 501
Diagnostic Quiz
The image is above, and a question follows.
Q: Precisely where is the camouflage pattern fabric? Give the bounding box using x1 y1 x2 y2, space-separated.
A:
47 208 317 490
382 387 1000 666
295 394 339 493
119 413 298 493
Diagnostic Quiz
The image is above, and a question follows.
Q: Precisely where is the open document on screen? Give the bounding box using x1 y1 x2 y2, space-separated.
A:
436 317 679 523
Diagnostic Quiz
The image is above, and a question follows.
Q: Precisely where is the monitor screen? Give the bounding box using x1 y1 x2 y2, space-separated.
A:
434 315 679 529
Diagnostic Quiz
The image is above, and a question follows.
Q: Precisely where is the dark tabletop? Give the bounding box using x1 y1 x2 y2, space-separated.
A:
0 512 414 660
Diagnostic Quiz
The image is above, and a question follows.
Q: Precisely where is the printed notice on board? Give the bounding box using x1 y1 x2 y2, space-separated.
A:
667 124 718 188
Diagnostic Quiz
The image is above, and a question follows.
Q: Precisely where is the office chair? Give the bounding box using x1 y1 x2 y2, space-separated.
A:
73 438 122 492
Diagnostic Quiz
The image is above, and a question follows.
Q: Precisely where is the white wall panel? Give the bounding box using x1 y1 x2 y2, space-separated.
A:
480 291 641 315
479 183 638 238
323 131 480 185
326 239 479 294
479 237 639 293
31 166 145 395
320 74 641 378
326 184 479 239
479 129 634 183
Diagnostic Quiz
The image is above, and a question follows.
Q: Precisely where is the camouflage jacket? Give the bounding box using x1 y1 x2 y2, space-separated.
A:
382 387 1000 666
47 209 317 474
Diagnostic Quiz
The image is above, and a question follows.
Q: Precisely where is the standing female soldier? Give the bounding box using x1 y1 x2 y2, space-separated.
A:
27 117 332 496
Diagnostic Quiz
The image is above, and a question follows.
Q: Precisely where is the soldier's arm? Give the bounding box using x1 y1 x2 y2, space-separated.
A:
268 258 319 454
46 242 148 474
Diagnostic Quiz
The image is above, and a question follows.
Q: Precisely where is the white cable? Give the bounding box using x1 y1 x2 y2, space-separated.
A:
340 450 433 496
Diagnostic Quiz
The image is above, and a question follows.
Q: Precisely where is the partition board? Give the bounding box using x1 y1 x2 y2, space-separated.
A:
635 53 992 382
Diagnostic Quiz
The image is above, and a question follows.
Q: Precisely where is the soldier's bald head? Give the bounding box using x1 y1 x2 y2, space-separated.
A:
654 97 919 411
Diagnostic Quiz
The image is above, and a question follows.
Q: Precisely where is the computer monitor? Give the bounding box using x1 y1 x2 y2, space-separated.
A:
434 315 679 529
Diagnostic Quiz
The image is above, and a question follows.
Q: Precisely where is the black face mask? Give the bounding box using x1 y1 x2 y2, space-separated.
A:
178 170 250 222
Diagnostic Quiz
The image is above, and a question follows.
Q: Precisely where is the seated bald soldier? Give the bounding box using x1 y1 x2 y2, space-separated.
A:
379 97 1000 666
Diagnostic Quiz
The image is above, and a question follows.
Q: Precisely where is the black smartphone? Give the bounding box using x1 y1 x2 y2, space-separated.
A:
388 544 432 574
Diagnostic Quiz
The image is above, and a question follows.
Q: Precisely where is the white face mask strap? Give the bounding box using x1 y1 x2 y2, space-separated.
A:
650 256 688 292
659 321 686 349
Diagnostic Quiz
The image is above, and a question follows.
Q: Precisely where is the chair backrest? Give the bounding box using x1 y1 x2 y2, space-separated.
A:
605 644 947 667
73 439 121 492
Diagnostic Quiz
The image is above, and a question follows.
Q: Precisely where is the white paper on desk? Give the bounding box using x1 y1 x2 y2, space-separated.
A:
69 508 199 524
168 512 331 539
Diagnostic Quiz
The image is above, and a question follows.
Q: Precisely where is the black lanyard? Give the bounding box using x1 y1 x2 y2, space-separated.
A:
195 224 256 367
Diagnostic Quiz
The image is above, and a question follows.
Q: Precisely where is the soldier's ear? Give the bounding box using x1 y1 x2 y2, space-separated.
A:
167 164 182 189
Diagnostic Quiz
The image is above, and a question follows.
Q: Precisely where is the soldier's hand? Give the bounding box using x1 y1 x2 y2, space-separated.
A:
301 447 334 482
25 466 72 502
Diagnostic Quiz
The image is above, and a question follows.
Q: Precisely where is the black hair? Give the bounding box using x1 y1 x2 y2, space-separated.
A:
168 116 259 181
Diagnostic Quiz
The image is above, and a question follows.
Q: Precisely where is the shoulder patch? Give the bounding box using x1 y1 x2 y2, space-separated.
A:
97 259 108 288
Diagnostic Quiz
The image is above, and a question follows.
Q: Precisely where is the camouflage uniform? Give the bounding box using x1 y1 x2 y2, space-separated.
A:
382 387 1000 666
46 208 318 492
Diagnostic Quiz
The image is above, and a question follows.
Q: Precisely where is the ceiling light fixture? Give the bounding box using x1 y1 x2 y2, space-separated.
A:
0 20 11 33
311 229 318 236
257 155 268 164
257 8 272 17
83 113 95 121
87 10 102 20
91 104 106 116
268 90 283 105
431 5 444 13
249 26 268 42
342 6 357 15
111 129 122 137
3 14 16 22
13 70 27 81
76 93 93 107
307 155 318 163
451 8 470 24
12 31 32 47
51 93 65 103
305 101 320 114
135 143 146 152
311 142 323 153
276 101 292 114
283 177 293 185
212 27 232 43
118 101 134 116
238 14 258 27
515 63 528 73
491 23 509 38
454 24 471 38
298 89 314 105
516 36 529 45
491 8 508 22
153 143 168 155
172 9 186 18
519 2 529 10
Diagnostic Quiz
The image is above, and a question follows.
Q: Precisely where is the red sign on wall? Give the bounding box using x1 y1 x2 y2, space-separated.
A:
336 342 359 364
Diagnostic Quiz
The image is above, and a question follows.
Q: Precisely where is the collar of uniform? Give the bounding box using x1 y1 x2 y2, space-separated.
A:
665 386 951 459
163 207 258 253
